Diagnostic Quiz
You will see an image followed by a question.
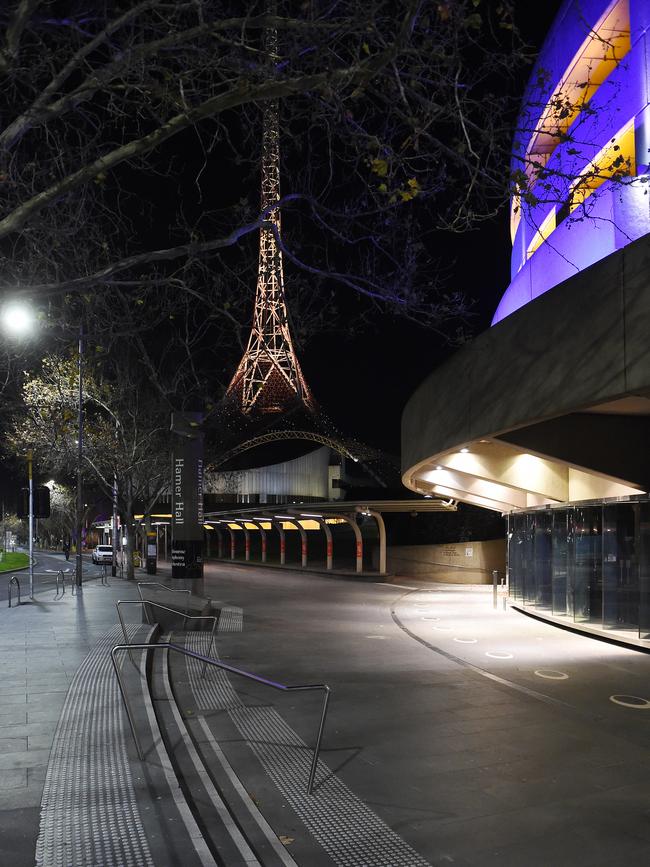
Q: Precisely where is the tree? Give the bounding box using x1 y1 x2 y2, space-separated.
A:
9 351 170 578
37 482 75 550
0 0 527 353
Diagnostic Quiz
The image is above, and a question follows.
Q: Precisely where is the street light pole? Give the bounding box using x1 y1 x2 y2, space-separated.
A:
27 449 34 599
76 322 83 589
112 470 118 577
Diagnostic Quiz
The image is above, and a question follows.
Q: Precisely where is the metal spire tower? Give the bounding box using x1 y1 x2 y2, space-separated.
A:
226 31 314 414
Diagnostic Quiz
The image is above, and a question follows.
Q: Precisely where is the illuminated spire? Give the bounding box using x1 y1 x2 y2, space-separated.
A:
226 28 314 415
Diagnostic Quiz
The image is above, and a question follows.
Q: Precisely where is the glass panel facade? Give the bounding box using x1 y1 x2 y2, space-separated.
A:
551 510 568 616
508 499 650 641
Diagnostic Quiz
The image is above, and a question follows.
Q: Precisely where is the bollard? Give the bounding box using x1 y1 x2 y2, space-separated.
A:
492 570 499 609
8 576 21 608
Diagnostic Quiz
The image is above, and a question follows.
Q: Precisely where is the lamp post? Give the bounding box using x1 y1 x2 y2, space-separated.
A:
76 322 83 589
1 302 85 589
1 303 36 598
27 449 34 599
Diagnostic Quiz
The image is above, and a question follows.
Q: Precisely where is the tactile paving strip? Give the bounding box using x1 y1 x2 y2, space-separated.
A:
35 626 154 867
217 605 243 633
185 633 431 867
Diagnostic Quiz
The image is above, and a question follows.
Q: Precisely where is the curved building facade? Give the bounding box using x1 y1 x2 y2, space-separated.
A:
495 0 650 324
402 0 650 640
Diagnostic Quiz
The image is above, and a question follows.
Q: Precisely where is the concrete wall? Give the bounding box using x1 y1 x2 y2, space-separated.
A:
402 231 650 484
376 538 505 584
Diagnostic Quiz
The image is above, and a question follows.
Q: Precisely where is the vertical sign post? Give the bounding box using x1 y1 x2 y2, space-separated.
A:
146 530 157 575
170 412 204 580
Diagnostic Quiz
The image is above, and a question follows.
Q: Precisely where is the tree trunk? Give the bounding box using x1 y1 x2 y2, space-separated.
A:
123 486 135 580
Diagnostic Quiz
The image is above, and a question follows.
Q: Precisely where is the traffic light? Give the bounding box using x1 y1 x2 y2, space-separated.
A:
17 486 51 518
17 487 28 518
34 486 50 518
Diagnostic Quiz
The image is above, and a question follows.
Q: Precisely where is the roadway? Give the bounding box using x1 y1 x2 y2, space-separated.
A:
198 563 650 866
0 550 96 603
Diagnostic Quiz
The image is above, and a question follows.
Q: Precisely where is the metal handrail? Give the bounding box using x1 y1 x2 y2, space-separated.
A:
8 576 21 608
116 599 217 675
55 569 65 598
137 582 191 625
111 641 330 795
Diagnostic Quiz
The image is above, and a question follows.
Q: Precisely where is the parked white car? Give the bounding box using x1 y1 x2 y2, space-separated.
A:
92 544 114 564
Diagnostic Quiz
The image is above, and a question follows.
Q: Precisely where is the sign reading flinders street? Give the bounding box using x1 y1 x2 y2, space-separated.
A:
170 411 204 579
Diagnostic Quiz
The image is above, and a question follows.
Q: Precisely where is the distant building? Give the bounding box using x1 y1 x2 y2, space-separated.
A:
402 0 650 641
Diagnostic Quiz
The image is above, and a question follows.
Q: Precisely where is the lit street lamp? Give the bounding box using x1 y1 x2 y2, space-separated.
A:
1 302 85 589
1 303 36 596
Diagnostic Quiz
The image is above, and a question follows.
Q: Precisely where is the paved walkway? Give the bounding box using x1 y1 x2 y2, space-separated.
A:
1 560 650 865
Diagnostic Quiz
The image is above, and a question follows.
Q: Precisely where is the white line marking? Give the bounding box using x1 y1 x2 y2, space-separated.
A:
374 582 418 590
453 638 477 644
196 716 299 867
159 646 259 864
486 651 513 659
138 647 218 866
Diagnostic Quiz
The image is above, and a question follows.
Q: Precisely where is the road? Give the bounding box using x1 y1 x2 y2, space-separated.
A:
198 563 650 867
0 550 99 603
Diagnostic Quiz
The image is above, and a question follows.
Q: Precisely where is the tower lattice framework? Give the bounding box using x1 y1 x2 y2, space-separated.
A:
226 32 314 414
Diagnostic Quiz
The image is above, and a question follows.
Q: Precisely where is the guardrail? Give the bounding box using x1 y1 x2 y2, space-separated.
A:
54 569 66 598
8 564 110 608
8 576 21 608
110 641 331 795
137 582 191 625
115 599 217 675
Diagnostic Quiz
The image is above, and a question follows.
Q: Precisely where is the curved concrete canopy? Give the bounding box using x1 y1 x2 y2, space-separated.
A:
402 233 650 511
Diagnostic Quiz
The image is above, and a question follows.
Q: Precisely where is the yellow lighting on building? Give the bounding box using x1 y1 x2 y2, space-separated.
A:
526 208 557 260
569 118 635 212
512 0 630 242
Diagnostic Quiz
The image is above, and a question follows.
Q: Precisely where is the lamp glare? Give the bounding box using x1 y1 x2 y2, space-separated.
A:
2 303 34 337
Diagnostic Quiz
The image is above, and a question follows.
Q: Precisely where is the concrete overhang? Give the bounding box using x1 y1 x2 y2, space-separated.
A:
402 233 650 511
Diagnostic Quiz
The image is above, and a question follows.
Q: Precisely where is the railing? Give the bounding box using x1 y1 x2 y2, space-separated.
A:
137 582 191 625
115 599 218 675
54 569 66 598
8 576 21 608
110 641 331 795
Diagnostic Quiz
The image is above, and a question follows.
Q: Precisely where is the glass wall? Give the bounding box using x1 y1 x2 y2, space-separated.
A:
508 499 650 640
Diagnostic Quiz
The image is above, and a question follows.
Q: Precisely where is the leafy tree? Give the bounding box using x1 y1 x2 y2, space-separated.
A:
9 351 170 578
0 0 527 352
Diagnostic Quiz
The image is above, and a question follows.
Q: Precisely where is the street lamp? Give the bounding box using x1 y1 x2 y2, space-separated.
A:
75 322 83 589
1 301 35 337
1 302 85 590
2 303 37 597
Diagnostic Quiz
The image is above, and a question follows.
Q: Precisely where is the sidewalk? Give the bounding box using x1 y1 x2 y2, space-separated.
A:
0 575 133 863
1 563 650 866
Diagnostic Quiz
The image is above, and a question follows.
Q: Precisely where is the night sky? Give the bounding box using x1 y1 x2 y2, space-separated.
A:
94 2 565 458
297 1 565 454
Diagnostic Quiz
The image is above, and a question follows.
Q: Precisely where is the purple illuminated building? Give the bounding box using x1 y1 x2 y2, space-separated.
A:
402 0 650 643
494 0 650 323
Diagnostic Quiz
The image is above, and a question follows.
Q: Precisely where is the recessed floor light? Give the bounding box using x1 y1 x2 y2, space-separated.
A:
534 669 569 680
609 694 650 709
